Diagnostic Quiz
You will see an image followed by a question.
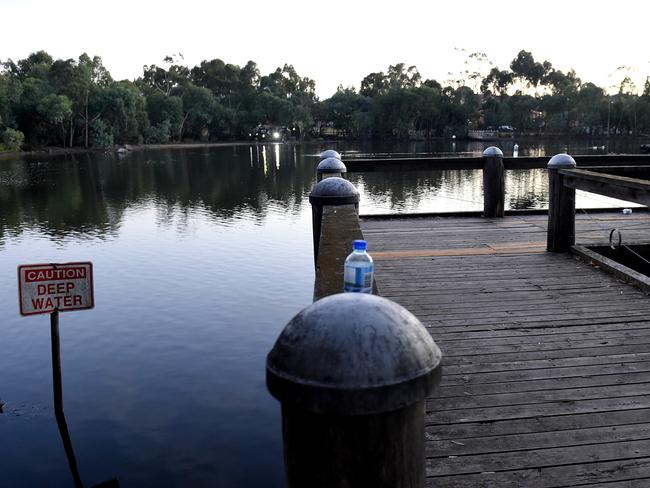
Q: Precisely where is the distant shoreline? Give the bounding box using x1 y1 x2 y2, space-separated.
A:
0 140 302 160
1 135 647 160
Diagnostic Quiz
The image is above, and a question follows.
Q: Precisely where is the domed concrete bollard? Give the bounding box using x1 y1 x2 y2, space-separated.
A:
309 177 360 266
482 146 505 218
316 157 347 181
267 293 442 488
319 149 342 160
547 153 577 252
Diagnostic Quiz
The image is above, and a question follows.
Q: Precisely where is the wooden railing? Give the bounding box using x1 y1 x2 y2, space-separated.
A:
345 154 650 172
345 152 650 219
546 157 650 252
561 168 650 206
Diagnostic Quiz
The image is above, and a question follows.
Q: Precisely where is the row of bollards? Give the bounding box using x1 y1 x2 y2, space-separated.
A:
267 150 443 488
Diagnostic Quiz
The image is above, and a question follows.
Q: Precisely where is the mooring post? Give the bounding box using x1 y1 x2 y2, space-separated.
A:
482 146 505 218
319 149 341 160
309 177 360 267
267 293 442 488
547 153 577 252
316 157 347 181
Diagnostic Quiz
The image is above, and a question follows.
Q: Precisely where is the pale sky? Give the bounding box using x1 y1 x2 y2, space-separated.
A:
1 0 649 98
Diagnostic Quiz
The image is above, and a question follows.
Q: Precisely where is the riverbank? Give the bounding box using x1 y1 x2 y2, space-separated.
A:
0 140 303 160
2 135 648 161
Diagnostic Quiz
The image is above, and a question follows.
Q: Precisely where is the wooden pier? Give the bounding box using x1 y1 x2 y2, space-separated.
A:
280 151 650 486
361 212 650 487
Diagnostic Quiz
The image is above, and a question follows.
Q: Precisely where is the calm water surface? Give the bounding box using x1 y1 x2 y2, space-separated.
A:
0 139 643 487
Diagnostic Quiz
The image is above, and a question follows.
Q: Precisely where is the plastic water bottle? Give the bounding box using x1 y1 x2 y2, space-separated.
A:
344 240 374 293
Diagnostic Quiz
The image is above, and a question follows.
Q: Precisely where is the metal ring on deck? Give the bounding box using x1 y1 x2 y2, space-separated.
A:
609 228 622 249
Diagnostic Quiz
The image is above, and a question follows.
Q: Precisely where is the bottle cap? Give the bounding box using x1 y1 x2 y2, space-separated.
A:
353 240 367 251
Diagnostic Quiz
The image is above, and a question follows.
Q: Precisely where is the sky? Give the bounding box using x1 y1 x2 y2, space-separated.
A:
1 0 649 98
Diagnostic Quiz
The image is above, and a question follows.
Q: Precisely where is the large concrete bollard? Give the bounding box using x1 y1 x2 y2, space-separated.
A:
317 157 347 181
309 177 359 266
482 146 505 218
319 149 342 160
267 293 442 488
547 153 577 252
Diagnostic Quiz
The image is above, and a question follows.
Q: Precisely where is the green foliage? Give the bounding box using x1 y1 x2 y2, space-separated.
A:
101 81 148 143
37 93 72 125
90 118 113 147
1 127 25 150
144 120 172 144
3 49 650 146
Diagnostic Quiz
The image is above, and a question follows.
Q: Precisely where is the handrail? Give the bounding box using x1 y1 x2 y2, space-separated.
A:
546 154 650 252
345 154 650 173
560 168 650 207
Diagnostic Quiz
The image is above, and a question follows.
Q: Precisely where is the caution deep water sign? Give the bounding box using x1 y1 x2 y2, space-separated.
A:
18 262 94 316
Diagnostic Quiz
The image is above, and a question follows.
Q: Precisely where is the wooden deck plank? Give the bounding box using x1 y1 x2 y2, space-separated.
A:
427 409 650 440
360 212 650 485
426 423 650 457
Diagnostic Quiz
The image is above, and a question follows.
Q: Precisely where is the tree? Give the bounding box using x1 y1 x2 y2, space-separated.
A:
320 87 373 137
0 68 22 128
141 54 189 96
360 71 388 97
1 128 24 150
76 54 113 147
481 68 513 96
179 84 216 140
11 50 53 80
100 81 148 144
510 50 550 93
386 63 421 89
146 92 183 141
37 93 72 146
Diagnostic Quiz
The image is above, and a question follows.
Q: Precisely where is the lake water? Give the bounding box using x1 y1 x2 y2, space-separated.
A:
0 138 644 487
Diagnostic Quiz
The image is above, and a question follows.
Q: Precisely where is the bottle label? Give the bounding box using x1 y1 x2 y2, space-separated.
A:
344 264 374 293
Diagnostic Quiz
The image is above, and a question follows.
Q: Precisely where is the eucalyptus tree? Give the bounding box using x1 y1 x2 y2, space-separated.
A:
100 81 148 144
509 50 552 93
0 67 22 129
141 54 189 97
320 86 373 137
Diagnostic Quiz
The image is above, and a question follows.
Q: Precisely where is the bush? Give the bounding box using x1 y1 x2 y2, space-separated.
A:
90 119 114 148
1 128 25 151
144 120 171 144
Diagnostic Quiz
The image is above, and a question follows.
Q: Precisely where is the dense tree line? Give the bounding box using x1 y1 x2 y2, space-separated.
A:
1 50 650 150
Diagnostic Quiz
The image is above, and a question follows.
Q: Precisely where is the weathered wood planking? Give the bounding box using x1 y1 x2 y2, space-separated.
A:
360 212 650 487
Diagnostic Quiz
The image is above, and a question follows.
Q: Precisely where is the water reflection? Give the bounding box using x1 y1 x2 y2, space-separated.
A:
1 138 646 242
55 405 120 488
0 146 319 243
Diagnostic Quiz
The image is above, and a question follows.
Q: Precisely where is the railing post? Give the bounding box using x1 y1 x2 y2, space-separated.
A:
267 293 442 488
317 157 347 181
309 177 359 267
547 153 577 252
482 146 505 218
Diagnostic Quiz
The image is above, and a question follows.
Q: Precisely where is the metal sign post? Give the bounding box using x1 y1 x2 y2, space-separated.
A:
50 310 63 412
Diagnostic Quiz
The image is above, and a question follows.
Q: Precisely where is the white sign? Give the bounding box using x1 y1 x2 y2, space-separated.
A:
18 262 94 316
